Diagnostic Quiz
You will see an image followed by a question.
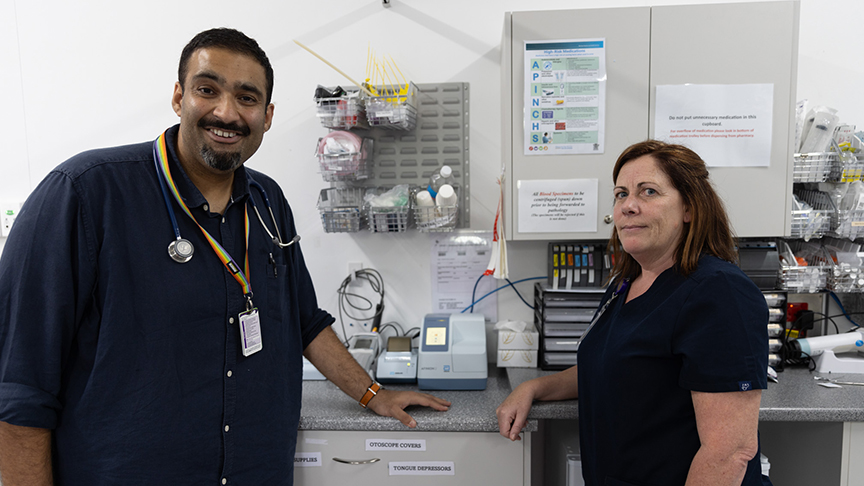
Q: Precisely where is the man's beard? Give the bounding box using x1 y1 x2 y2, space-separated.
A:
197 116 250 172
201 145 242 172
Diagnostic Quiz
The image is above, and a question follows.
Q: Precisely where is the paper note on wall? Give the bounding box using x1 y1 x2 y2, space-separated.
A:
518 179 598 233
654 84 774 167
431 233 496 319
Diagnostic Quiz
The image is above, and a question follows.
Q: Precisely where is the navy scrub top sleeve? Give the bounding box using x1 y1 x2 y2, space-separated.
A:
673 268 770 393
0 170 96 429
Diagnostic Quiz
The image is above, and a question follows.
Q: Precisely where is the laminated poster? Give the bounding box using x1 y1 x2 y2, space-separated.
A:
524 38 606 156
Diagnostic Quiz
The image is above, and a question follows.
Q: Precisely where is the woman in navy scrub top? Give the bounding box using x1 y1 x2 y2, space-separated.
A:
497 140 771 486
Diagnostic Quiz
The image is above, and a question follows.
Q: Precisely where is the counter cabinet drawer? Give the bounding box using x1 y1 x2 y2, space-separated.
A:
294 429 528 485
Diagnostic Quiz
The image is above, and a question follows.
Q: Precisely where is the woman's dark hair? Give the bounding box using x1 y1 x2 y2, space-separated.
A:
178 28 274 104
608 140 737 282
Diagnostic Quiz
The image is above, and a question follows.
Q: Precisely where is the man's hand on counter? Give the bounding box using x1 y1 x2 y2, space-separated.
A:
304 327 451 428
366 389 451 428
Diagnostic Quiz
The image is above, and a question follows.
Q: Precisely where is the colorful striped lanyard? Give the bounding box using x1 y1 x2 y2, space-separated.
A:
153 132 254 309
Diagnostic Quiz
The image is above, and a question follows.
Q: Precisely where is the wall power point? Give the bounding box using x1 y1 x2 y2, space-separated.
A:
348 262 363 285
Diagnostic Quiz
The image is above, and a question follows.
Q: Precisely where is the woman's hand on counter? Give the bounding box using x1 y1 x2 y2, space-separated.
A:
366 390 451 428
496 381 537 441
497 366 580 441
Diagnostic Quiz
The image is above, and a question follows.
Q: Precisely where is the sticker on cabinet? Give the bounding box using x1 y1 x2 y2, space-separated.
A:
389 461 455 476
294 452 322 467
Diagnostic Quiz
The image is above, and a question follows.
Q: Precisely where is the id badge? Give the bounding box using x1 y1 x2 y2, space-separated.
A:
239 308 263 357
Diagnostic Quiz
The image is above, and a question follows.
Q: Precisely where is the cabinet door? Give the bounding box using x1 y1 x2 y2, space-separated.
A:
650 2 799 237
504 8 652 241
294 430 527 485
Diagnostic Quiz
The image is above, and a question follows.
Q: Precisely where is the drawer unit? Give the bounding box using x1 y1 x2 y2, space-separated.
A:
534 283 605 370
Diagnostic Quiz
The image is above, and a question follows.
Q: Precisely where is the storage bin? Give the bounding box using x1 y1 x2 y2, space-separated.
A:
793 152 839 183
317 187 366 233
316 137 373 182
314 88 367 129
363 82 418 131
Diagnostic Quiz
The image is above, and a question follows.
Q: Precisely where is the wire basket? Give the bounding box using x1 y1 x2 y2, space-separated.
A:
413 205 458 232
828 263 864 292
832 209 864 240
791 189 833 240
777 241 829 293
367 206 410 233
793 152 839 183
314 88 367 129
317 187 366 233
839 152 864 182
317 138 373 182
821 239 864 292
363 82 418 131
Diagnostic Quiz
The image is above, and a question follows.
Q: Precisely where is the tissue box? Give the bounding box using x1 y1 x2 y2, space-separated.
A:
497 349 538 368
497 324 539 350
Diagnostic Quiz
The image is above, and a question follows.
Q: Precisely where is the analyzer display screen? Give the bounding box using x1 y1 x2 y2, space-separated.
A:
425 327 447 346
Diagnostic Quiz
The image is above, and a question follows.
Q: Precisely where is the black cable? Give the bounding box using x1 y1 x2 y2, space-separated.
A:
504 278 533 310
463 276 545 313
405 327 421 339
378 321 404 338
813 310 864 328
809 311 840 335
335 268 386 343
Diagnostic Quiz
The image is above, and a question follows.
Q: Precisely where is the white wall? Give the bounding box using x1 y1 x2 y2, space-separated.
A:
1 0 861 337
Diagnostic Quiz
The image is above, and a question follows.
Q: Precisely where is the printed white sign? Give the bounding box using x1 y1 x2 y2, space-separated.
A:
294 452 322 467
389 461 455 476
518 179 599 233
654 83 774 167
366 439 426 451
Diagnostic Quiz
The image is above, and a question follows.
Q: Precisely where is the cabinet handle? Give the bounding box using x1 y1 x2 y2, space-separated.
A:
332 457 381 465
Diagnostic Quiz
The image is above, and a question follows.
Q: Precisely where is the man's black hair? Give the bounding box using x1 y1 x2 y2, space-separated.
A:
178 28 274 104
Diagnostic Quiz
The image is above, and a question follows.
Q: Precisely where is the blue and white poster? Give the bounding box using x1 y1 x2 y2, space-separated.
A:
524 38 606 156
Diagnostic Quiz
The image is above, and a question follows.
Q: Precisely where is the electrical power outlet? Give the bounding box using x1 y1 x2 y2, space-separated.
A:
348 262 363 285
1 203 22 238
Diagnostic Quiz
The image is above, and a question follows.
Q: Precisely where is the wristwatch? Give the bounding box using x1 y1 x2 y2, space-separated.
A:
359 381 382 408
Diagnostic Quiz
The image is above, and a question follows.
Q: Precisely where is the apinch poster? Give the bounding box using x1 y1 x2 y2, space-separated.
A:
524 38 606 156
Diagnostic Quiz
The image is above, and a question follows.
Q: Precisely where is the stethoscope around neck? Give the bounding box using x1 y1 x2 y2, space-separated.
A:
152 144 300 264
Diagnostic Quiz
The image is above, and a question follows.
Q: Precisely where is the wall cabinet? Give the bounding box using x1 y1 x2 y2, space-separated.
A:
503 2 800 241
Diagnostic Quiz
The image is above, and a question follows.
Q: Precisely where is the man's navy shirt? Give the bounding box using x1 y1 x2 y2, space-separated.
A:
0 125 333 485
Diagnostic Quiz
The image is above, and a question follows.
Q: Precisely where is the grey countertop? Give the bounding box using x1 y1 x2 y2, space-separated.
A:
760 366 864 421
299 364 533 433
507 366 864 423
299 364 864 432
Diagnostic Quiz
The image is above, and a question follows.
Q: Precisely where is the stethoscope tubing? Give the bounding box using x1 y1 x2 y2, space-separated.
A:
156 157 298 254
248 180 295 248
153 144 183 242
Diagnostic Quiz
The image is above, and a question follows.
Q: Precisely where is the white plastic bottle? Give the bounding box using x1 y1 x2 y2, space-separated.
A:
427 165 454 198
435 184 458 207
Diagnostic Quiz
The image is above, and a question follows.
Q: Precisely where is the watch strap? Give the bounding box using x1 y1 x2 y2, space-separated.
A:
359 381 382 408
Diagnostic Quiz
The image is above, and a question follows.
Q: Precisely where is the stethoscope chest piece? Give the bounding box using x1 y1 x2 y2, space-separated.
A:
168 238 194 263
